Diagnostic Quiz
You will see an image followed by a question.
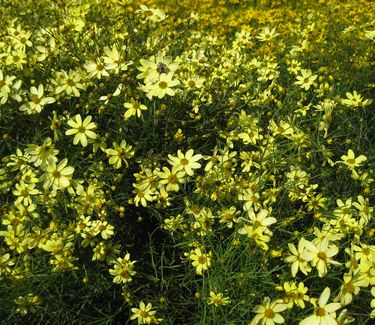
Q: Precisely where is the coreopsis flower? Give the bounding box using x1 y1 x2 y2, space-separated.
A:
137 54 179 83
218 206 240 228
142 72 180 99
0 70 17 104
341 90 372 108
186 247 212 275
103 45 130 73
53 69 85 97
84 59 111 79
65 114 97 147
130 301 156 325
207 291 231 306
19 84 55 115
99 83 122 104
13 180 40 206
5 49 27 69
26 137 59 168
283 281 309 309
339 149 367 170
136 5 166 23
335 271 368 306
299 287 341 325
256 26 279 42
295 69 318 91
284 237 312 277
106 140 134 169
40 158 74 190
302 238 341 277
109 253 136 284
250 297 288 325
133 183 155 207
158 166 185 192
167 149 202 176
124 99 147 119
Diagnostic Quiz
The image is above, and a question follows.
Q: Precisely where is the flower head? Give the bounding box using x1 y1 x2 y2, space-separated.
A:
66 114 97 147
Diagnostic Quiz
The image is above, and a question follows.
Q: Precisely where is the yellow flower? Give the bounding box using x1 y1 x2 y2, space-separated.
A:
295 69 318 91
284 237 312 277
106 140 134 169
124 99 147 119
158 166 185 192
26 137 59 168
109 253 136 284
250 297 288 325
130 301 156 325
335 271 368 306
341 90 372 108
53 69 85 97
283 281 309 309
13 180 40 206
142 72 180 99
187 247 212 275
66 114 97 147
133 183 155 207
41 158 74 190
299 287 341 325
256 26 279 42
167 149 202 176
339 149 367 170
19 84 55 115
302 238 340 277
84 59 110 79
207 291 231 306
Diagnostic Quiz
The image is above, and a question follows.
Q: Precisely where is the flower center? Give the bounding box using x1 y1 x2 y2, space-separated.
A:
198 255 207 264
180 158 189 166
316 307 326 317
159 81 168 89
264 308 275 318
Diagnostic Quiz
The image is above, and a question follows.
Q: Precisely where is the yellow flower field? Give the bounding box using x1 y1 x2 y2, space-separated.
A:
0 0 374 324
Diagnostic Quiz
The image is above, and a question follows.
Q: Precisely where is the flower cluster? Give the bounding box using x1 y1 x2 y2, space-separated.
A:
0 0 374 324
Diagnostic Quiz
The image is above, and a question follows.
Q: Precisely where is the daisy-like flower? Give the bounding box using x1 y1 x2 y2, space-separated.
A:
65 114 97 147
124 99 147 119
207 291 231 306
106 140 134 169
283 281 309 309
54 69 85 97
186 247 212 275
250 297 288 325
295 69 318 91
142 72 180 99
109 253 136 284
302 238 341 277
130 301 156 325
167 149 202 176
284 237 312 277
341 90 372 108
339 149 367 170
133 183 155 207
335 271 368 306
13 180 40 206
256 26 279 42
158 166 185 192
300 287 341 325
26 137 59 168
84 59 111 79
19 84 55 115
40 158 74 190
